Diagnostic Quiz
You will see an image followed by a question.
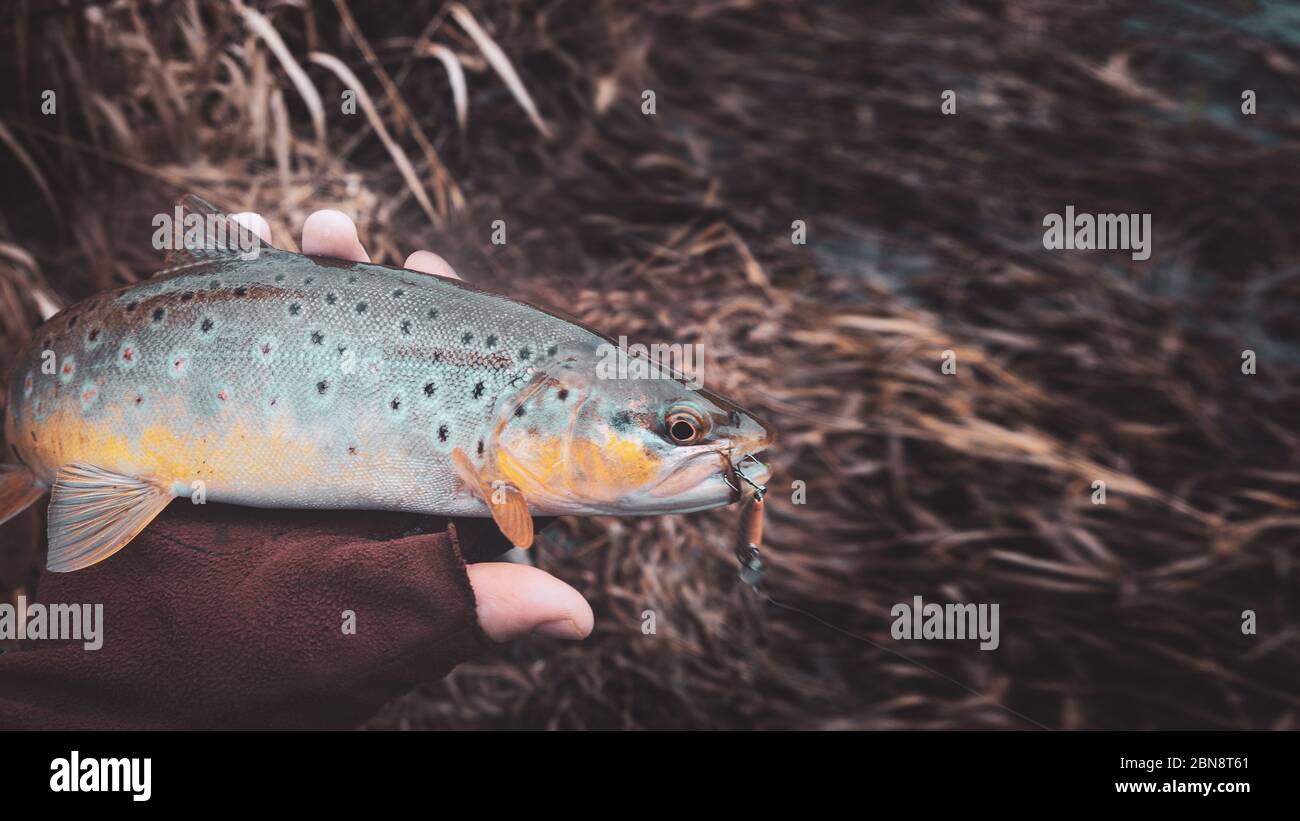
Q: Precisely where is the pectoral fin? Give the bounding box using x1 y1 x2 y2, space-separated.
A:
46 464 175 572
450 448 534 549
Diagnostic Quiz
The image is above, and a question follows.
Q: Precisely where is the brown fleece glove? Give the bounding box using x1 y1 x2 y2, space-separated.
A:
0 503 501 730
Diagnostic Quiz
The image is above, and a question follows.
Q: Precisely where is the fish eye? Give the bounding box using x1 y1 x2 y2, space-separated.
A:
670 418 696 442
664 403 709 445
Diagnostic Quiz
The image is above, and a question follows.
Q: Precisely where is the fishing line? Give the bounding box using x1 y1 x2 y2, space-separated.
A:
739 578 1054 732
722 401 1049 730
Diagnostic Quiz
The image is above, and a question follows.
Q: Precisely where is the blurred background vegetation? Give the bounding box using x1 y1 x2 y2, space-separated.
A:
2 0 1299 729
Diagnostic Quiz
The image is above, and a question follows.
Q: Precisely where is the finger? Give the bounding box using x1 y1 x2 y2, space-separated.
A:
229 212 273 245
301 210 370 262
466 562 594 642
403 250 460 280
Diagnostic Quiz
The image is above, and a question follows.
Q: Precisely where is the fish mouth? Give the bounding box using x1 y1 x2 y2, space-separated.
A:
645 444 771 511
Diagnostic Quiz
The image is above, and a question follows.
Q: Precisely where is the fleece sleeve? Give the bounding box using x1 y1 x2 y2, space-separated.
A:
0 503 495 730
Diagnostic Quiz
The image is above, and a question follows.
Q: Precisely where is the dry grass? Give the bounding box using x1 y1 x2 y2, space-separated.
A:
2 0 1298 729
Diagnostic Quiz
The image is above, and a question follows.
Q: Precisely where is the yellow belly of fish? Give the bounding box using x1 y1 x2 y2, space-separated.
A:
25 398 326 491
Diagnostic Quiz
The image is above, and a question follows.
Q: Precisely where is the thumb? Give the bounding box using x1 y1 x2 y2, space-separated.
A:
467 562 594 642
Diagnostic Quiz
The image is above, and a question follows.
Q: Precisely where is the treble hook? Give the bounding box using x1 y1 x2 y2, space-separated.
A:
722 453 768 501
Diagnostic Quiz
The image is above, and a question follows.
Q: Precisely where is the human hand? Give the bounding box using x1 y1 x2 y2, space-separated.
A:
233 207 594 645
0 208 592 730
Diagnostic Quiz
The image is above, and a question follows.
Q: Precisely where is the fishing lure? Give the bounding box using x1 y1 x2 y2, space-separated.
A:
727 453 767 587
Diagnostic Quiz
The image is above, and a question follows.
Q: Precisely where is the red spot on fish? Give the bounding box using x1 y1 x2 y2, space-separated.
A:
123 348 135 362
82 388 97 402
173 358 185 371
217 389 229 401
261 343 272 355
23 375 32 391
62 362 73 375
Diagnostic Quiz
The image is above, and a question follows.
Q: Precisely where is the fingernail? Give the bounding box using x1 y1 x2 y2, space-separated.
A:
534 619 584 640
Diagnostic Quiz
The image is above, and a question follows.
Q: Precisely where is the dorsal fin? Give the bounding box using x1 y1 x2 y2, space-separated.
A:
160 194 281 270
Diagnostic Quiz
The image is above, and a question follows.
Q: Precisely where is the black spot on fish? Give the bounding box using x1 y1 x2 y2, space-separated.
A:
348 446 357 456
347 276 358 284
88 329 100 343
325 293 337 305
288 303 301 316
234 287 248 297
472 382 484 399
557 388 569 401
547 345 558 357
200 318 214 333
611 410 633 431
181 291 194 301
393 289 404 298
125 302 138 313
31 431 36 442
427 308 439 320
355 302 368 314
462 332 473 344
514 406 526 418
390 397 401 411
317 379 329 395
68 316 78 329
423 382 435 397
152 308 165 322
336 345 347 355
432 351 443 363
275 274 285 283
519 347 531 360
304 277 314 285
485 334 497 348
477 440 485 456
311 331 324 345
400 320 411 335
209 279 221 289
135 394 143 405
437 424 449 442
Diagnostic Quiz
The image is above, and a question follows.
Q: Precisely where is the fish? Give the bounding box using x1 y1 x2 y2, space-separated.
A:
1 196 774 572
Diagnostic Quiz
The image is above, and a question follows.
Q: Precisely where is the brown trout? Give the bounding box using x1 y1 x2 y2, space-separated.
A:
1 197 773 572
